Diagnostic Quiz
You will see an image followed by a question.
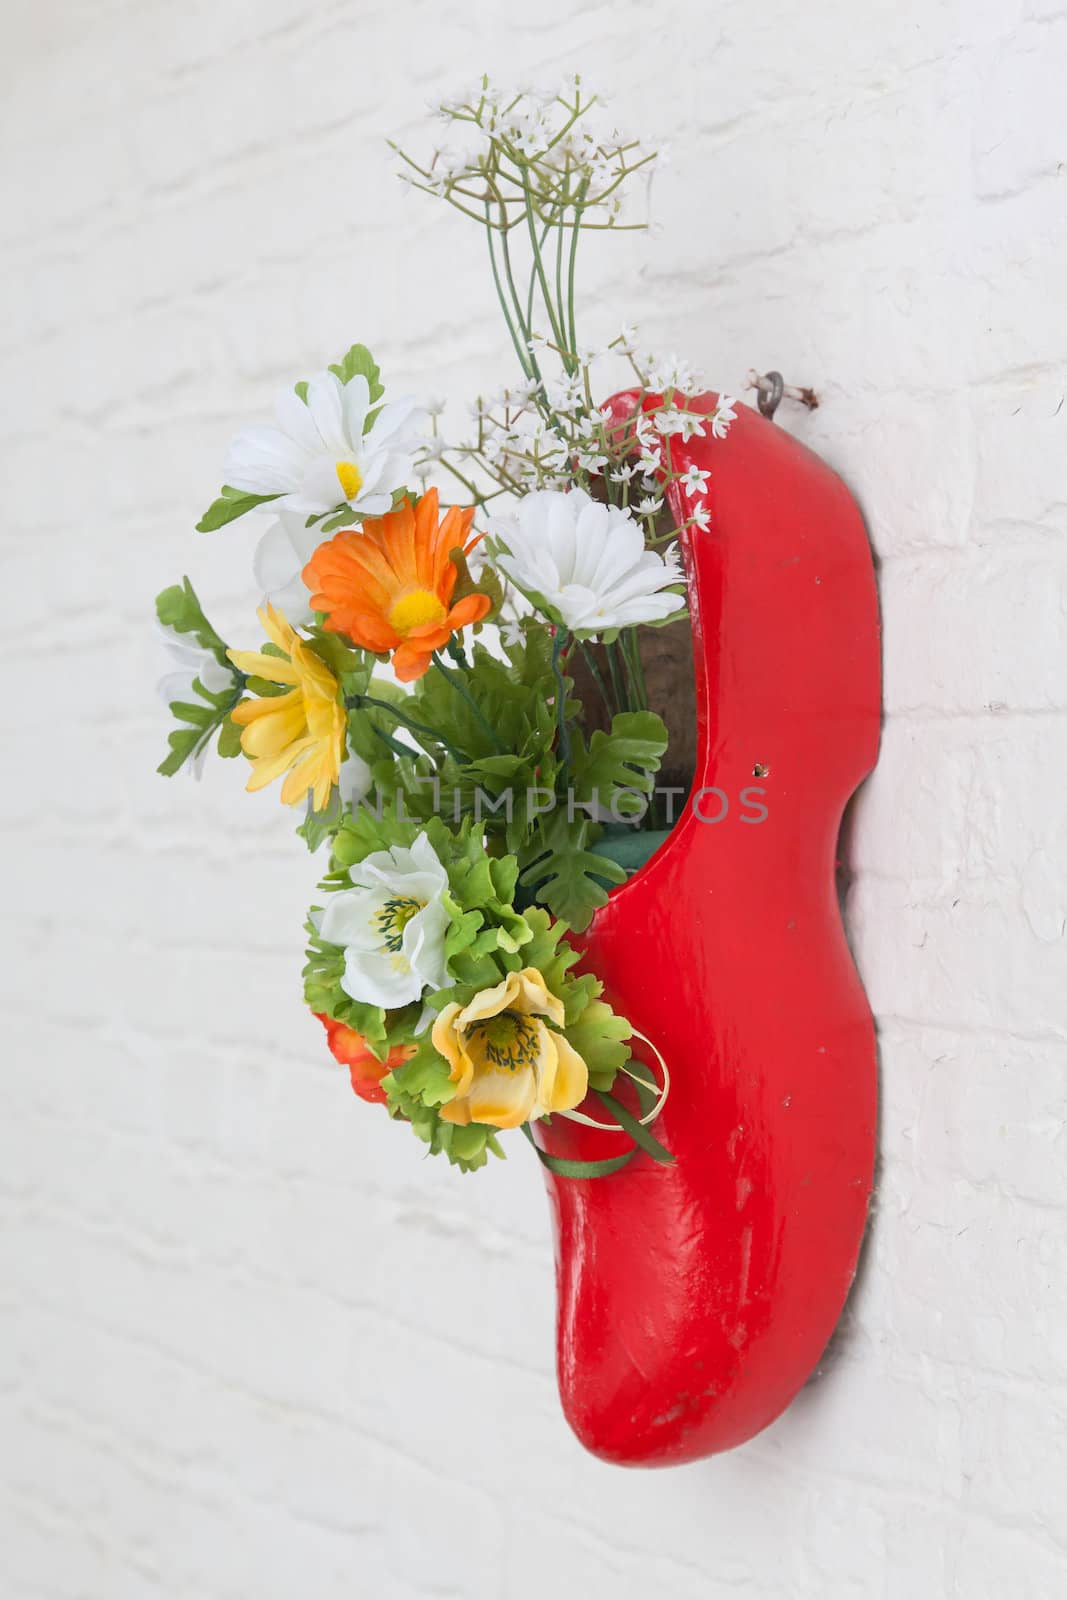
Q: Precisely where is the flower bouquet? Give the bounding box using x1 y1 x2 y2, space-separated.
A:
156 79 736 1176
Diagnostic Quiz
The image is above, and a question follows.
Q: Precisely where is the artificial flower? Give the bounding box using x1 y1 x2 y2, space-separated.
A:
303 487 492 681
224 370 423 518
157 622 233 708
710 396 738 439
487 487 684 635
227 604 345 809
679 464 710 498
156 623 236 778
314 1012 414 1105
318 832 451 1009
252 509 333 624
431 967 588 1131
338 750 374 809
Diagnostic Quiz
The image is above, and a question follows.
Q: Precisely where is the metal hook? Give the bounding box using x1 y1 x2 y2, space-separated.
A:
747 369 820 423
755 369 785 420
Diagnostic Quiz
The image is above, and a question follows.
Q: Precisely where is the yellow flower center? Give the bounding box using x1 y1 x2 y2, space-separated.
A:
467 1011 541 1073
372 896 424 956
388 589 448 636
336 459 364 501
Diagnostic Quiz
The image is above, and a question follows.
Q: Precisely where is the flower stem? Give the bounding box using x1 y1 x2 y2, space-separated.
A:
578 640 616 718
347 693 466 764
431 653 506 750
552 629 572 770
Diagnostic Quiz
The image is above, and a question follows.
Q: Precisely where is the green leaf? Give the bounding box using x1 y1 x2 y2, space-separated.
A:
329 344 385 411
196 486 280 532
216 713 243 759
563 999 632 1092
155 577 229 662
570 710 669 820
155 580 245 778
519 810 625 933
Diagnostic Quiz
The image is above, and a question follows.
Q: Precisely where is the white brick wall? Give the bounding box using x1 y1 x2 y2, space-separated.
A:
3 2 1065 1595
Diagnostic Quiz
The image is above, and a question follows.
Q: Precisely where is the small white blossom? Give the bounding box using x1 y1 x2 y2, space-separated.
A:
679 464 711 498
688 502 711 532
675 411 708 442
635 495 664 516
710 396 738 438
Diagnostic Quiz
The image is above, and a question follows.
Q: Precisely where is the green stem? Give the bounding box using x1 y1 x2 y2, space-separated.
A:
605 639 628 713
485 204 535 381
524 181 568 359
346 693 466 764
431 654 506 750
622 629 648 711
565 177 590 356
551 629 572 769
578 641 616 718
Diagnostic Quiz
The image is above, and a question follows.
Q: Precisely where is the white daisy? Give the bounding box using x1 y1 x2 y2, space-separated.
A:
318 832 451 1010
224 370 423 519
250 509 330 625
487 488 685 636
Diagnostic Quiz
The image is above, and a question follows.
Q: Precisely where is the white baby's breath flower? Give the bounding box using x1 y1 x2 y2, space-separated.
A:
224 371 423 519
653 407 688 437
418 434 448 462
318 832 451 1010
676 411 708 442
679 464 711 498
487 488 683 636
710 396 738 438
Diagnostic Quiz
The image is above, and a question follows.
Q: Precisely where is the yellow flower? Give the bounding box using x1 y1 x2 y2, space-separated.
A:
227 603 345 810
431 967 589 1131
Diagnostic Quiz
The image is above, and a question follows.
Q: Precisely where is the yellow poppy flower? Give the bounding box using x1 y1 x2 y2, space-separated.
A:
227 603 345 811
431 967 589 1131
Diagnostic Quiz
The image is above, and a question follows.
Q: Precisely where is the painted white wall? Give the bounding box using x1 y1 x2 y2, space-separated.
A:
2 2 1065 1595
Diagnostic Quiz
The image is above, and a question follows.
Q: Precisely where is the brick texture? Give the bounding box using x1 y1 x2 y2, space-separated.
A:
2 2 1066 1596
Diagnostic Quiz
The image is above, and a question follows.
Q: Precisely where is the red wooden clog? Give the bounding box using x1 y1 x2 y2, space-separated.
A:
536 393 881 1465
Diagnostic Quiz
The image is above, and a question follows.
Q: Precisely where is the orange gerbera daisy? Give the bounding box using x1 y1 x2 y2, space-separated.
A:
302 488 492 682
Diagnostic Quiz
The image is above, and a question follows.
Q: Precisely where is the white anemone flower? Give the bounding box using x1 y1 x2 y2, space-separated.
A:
487 488 685 636
318 832 451 1010
224 371 423 519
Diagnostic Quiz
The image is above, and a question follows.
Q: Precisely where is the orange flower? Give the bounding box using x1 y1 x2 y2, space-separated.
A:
302 488 492 681
314 1013 415 1105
